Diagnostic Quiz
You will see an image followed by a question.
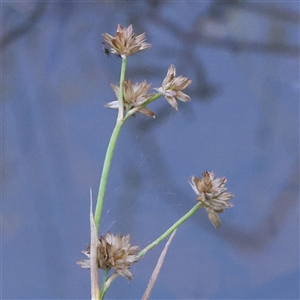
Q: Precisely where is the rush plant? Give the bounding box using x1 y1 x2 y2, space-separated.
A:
77 24 234 300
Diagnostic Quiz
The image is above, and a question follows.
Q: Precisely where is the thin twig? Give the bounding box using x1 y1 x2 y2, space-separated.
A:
142 229 177 300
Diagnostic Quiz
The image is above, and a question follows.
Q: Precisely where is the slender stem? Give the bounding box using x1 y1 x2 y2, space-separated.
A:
100 269 109 300
95 57 128 231
117 57 127 122
143 93 162 106
142 229 177 300
102 273 119 299
94 120 125 231
138 202 203 258
124 93 162 120
89 190 100 300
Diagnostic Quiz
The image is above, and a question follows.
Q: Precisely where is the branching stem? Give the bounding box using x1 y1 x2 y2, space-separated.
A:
138 202 204 258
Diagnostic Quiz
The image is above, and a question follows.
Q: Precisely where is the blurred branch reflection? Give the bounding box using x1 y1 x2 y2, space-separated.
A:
1 2 47 50
145 1 299 57
221 163 299 251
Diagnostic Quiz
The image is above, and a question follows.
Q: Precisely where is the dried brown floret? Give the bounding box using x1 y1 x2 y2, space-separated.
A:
102 24 151 58
105 80 155 118
77 232 140 280
190 172 234 228
155 64 192 110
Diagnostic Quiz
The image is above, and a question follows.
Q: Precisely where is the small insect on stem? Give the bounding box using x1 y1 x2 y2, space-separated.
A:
102 41 111 56
102 41 121 58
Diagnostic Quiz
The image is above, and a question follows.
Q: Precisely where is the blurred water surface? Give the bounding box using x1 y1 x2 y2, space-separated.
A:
2 2 299 299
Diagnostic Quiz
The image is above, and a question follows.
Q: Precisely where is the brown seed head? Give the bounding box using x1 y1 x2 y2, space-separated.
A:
155 64 192 110
77 232 140 280
102 24 151 58
105 80 155 118
189 171 234 228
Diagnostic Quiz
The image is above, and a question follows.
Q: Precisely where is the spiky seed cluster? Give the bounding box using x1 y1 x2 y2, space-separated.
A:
77 232 140 280
102 24 151 58
155 64 192 110
189 172 234 228
105 80 155 118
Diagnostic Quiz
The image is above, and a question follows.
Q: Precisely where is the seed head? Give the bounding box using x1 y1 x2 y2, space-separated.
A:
102 24 151 58
77 232 140 280
155 64 192 110
105 80 155 118
189 172 234 228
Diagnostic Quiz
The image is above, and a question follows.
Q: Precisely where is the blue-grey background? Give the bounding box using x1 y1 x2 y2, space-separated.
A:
2 1 299 299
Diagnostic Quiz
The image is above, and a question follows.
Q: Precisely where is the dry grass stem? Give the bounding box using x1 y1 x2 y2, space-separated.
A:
90 189 100 300
142 229 177 300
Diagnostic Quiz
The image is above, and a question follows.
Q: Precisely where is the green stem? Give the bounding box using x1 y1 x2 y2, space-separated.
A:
143 93 162 106
94 57 128 231
100 269 109 300
138 202 203 258
117 57 127 122
94 120 125 231
124 93 162 120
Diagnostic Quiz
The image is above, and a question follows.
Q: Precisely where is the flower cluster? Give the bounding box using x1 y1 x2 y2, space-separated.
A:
77 232 140 280
155 64 192 110
190 172 234 228
102 24 151 58
103 25 192 117
105 80 155 118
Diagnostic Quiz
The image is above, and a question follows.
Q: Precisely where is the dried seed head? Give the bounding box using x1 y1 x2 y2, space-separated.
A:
189 172 234 228
105 80 155 118
102 24 151 58
155 64 192 110
77 232 140 280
